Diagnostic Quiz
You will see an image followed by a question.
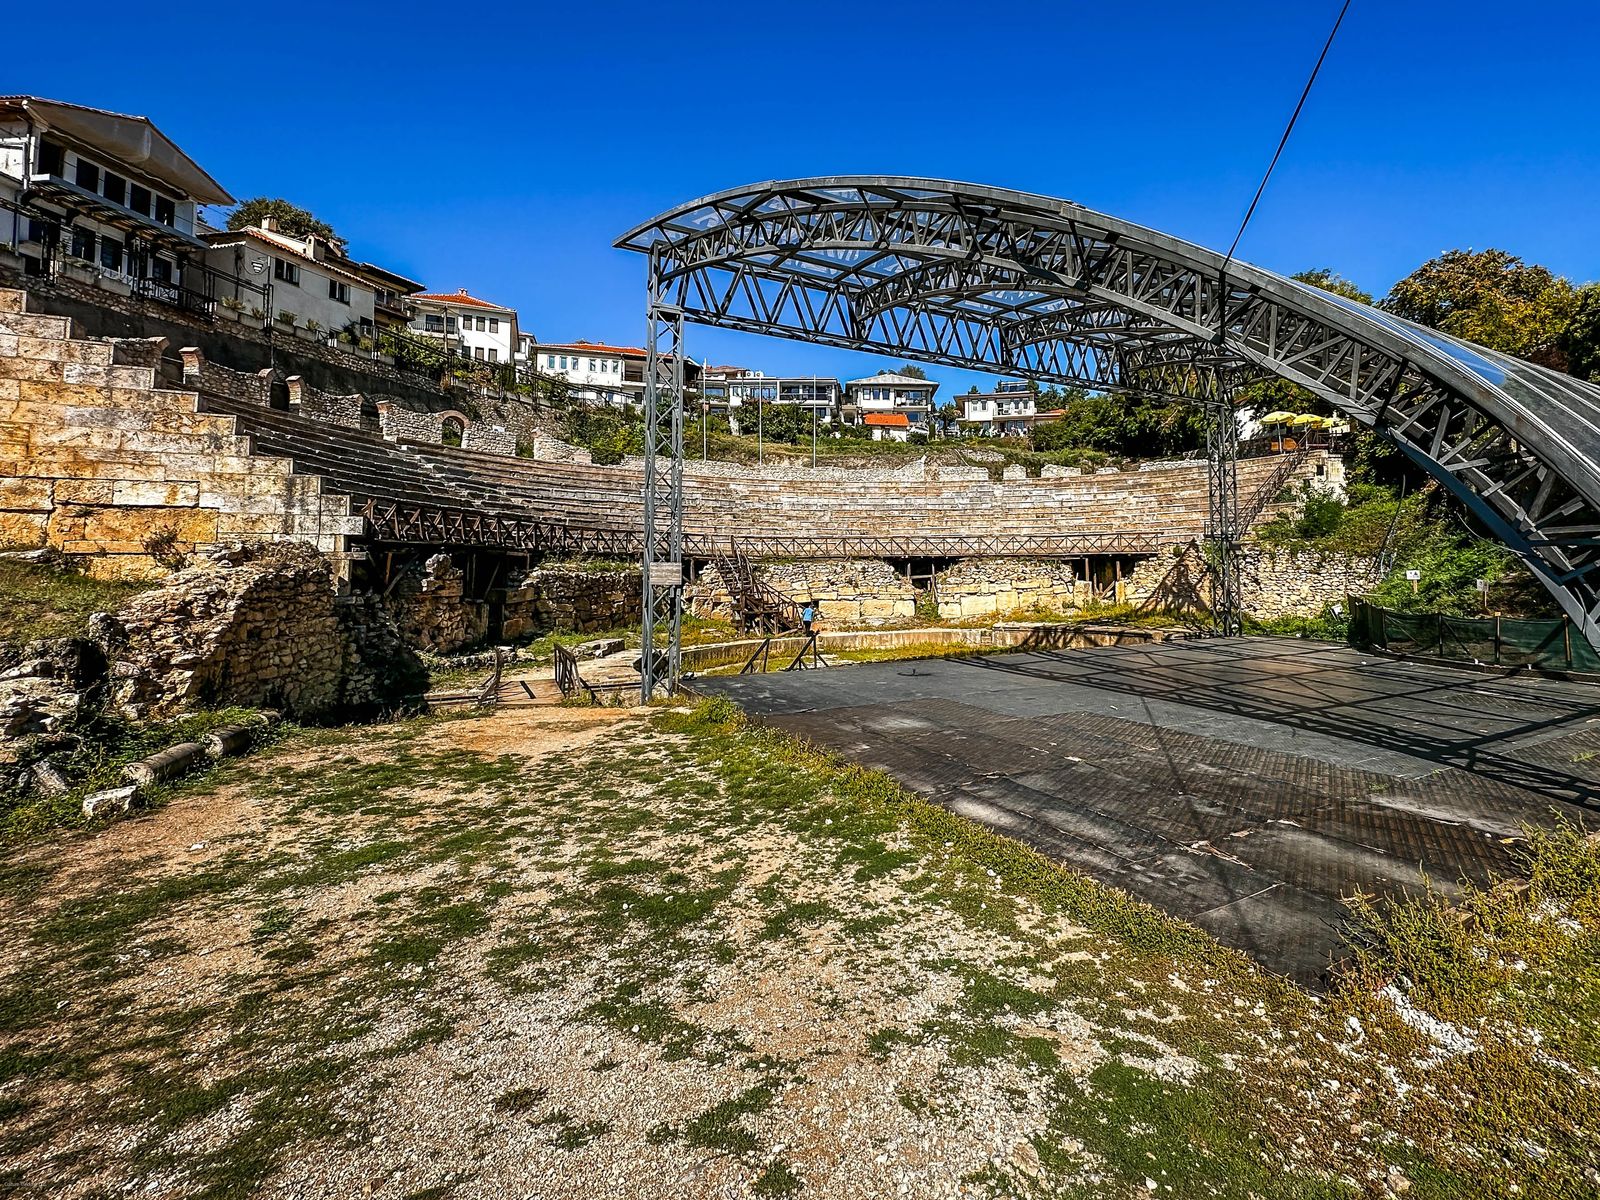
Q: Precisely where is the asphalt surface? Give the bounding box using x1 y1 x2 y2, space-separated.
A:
697 638 1600 985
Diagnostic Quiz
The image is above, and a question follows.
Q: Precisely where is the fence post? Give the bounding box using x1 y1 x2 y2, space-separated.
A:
1438 612 1445 658
1494 615 1501 666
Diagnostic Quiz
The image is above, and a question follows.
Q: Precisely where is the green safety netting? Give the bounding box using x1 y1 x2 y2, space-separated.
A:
1348 597 1597 673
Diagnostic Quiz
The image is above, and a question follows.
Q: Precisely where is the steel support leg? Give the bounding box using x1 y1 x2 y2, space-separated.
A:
639 252 686 701
1205 402 1242 637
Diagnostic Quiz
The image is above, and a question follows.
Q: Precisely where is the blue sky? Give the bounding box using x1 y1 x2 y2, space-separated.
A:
12 1 1600 395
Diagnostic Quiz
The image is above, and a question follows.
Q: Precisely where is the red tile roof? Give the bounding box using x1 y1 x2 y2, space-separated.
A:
539 341 650 358
412 289 513 312
863 412 910 427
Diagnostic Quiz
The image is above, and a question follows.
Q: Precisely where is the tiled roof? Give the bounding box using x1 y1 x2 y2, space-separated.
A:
863 412 910 427
538 341 649 358
847 373 940 390
412 289 514 312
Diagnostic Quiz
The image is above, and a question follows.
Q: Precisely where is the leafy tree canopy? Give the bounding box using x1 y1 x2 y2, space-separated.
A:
1558 282 1600 382
1291 268 1372 305
227 197 346 252
1030 390 1206 459
1381 248 1578 369
891 364 928 379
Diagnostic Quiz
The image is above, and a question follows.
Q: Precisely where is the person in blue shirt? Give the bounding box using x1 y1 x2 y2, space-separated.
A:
801 602 815 636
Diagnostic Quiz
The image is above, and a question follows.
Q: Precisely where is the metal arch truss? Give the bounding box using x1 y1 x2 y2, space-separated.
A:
619 176 1600 680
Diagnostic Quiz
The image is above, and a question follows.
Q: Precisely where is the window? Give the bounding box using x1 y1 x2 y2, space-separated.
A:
473 346 484 361
36 140 65 176
273 258 300 285
588 359 596 372
441 416 464 447
488 348 498 363
560 356 568 369
446 316 457 332
100 237 123 272
470 315 481 331
488 317 499 333
25 218 52 246
327 279 350 304
153 195 175 227
149 256 173 283
101 171 126 206
69 227 95 260
424 314 444 333
546 354 555 368
128 184 151 216
75 158 100 192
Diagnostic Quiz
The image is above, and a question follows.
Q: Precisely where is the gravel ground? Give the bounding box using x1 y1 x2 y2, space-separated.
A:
2 701 1591 1199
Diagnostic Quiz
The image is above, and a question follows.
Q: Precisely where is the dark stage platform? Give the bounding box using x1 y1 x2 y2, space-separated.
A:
697 638 1600 985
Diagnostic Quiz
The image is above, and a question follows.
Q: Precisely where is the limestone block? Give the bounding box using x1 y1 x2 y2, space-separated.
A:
52 478 114 504
0 477 52 510
83 785 138 820
0 511 46 545
111 480 200 507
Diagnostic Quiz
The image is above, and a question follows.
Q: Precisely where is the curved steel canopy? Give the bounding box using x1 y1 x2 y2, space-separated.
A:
617 176 1600 647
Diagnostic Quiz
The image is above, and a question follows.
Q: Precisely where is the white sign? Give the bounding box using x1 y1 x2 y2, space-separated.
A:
1404 569 1421 581
647 562 684 588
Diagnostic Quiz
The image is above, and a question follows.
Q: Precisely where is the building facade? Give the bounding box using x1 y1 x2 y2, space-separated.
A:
409 289 519 365
0 96 237 316
845 371 939 436
701 367 842 423
958 380 1043 436
202 221 422 341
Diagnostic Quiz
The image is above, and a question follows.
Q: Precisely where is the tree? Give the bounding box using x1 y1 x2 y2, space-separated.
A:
891 364 928 379
1559 282 1600 382
1382 248 1578 369
1291 268 1372 306
227 198 346 252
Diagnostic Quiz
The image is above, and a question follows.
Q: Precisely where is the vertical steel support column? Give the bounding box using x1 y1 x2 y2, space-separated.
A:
1205 401 1242 637
639 250 686 701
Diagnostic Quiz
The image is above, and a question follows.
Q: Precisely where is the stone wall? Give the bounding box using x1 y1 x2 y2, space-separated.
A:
499 566 642 638
383 553 490 653
933 558 1086 620
1240 546 1382 618
0 291 361 580
288 376 363 429
1124 542 1382 619
103 541 426 719
757 559 917 624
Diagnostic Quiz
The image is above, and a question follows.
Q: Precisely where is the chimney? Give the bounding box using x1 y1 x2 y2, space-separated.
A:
457 287 468 296
259 217 277 232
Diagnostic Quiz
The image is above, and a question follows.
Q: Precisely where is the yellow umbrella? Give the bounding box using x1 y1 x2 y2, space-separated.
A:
1259 411 1296 424
1290 413 1326 428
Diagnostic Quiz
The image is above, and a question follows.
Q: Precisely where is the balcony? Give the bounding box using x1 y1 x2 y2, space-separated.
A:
27 172 202 247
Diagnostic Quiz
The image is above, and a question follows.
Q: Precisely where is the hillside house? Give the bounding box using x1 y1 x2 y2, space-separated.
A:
0 95 238 316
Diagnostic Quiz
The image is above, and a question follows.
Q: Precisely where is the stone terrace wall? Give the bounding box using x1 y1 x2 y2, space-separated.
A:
500 566 643 639
758 559 917 625
384 553 490 654
1241 546 1382 618
106 541 426 719
934 558 1087 621
1124 542 1383 619
0 291 361 580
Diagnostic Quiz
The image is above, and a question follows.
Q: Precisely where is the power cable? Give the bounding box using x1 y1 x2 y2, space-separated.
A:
1222 0 1354 270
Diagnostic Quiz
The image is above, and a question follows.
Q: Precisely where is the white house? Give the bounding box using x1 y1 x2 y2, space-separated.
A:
701 367 842 430
958 380 1044 437
530 340 705 407
531 341 640 405
202 221 423 340
846 370 939 437
0 96 235 312
409 288 518 366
